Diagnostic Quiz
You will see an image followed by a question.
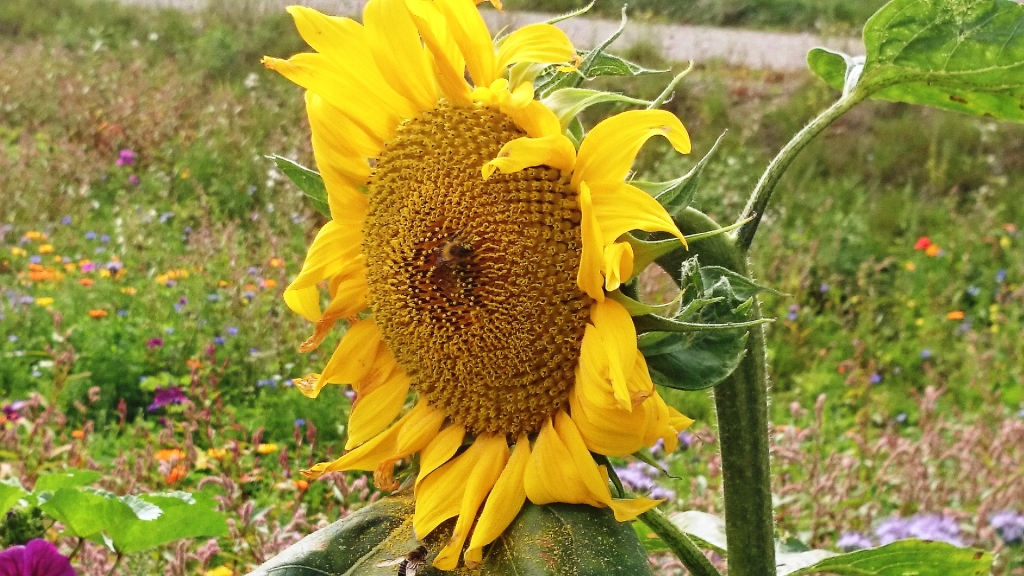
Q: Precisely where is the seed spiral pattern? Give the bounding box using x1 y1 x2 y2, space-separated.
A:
364 102 591 437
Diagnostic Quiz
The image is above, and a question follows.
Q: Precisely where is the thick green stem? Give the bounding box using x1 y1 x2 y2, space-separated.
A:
639 509 721 576
735 90 865 252
658 208 775 576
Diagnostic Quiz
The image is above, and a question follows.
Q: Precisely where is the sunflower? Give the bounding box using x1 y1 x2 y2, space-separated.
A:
264 0 694 569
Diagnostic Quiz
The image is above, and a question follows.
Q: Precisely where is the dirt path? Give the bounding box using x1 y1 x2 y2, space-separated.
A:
120 0 864 71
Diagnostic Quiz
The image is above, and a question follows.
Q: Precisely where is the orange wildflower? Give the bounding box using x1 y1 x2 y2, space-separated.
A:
155 448 186 462
79 278 95 287
88 309 108 319
946 310 965 321
71 430 85 439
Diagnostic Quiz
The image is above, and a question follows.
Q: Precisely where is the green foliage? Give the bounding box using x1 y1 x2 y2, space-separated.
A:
637 259 774 391
811 0 1024 122
0 506 45 547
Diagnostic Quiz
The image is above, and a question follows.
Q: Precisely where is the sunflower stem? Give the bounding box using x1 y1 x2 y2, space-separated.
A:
657 208 776 576
735 89 866 252
639 509 721 576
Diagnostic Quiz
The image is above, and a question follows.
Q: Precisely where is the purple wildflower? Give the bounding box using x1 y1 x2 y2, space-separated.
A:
242 290 257 300
836 532 872 552
116 149 136 167
990 511 1024 544
60 217 72 225
920 349 932 359
895 413 908 424
996 269 1007 283
295 419 306 427
147 386 187 412
80 262 96 273
146 337 164 349
678 431 694 450
257 378 277 388
213 336 226 346
84 232 96 241
819 283 830 293
787 304 799 321
870 372 882 385
28 256 41 264
248 347 259 355
0 539 76 576
128 175 140 186
226 326 238 336
875 514 963 547
99 235 109 243
247 266 259 276
105 261 123 273
2 401 27 422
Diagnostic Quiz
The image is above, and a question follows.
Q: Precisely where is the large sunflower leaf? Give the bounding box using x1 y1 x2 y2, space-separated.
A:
248 495 651 575
0 480 27 518
105 491 227 554
810 0 1024 122
784 539 992 576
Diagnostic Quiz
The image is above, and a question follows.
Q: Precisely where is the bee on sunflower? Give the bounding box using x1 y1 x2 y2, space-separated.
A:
264 0 694 569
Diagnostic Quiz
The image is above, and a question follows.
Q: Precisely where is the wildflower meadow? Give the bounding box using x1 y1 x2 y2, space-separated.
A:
1 0 1023 574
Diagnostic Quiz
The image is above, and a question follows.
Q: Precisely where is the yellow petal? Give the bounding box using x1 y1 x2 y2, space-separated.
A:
590 297 638 410
482 134 576 179
603 241 634 291
502 99 563 138
345 362 410 449
363 0 438 113
606 496 662 522
417 424 466 490
297 261 368 353
436 0 497 88
524 414 605 508
496 23 575 72
302 407 411 476
433 435 509 570
413 438 479 538
395 402 448 456
576 182 605 302
407 0 473 106
572 109 690 190
284 220 365 322
591 181 686 246
312 318 382 397
262 53 407 141
465 434 530 567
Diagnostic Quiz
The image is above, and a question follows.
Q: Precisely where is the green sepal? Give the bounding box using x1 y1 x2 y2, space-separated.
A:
270 155 331 218
632 448 678 480
248 493 653 575
594 454 626 498
536 8 668 97
647 130 726 218
810 0 1024 122
541 88 652 132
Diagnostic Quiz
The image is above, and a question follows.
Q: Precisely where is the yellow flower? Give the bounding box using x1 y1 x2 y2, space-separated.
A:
34 297 54 307
121 287 137 296
204 566 233 576
10 247 26 257
24 231 45 241
256 443 279 455
38 244 54 254
207 447 228 459
925 244 941 257
266 1 693 569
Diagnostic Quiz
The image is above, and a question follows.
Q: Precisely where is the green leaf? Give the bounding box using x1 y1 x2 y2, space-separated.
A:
669 510 728 555
640 330 749 391
542 88 651 132
0 480 27 517
270 155 331 218
699 266 780 303
807 47 853 92
105 491 227 553
33 469 101 495
633 520 670 553
248 495 652 575
785 539 992 576
815 0 1024 122
39 488 136 539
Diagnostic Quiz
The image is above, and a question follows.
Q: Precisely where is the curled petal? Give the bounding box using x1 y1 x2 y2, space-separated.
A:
572 109 690 190
483 134 577 179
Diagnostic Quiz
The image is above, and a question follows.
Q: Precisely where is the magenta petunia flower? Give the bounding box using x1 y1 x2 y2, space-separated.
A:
0 539 76 576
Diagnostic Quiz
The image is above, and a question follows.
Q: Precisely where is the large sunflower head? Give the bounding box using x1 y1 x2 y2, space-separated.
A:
264 0 694 569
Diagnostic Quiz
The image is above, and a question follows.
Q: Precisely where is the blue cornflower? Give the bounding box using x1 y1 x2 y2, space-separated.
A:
920 349 933 359
870 372 882 384
61 216 73 225
996 269 1007 283
85 231 97 240
226 326 239 336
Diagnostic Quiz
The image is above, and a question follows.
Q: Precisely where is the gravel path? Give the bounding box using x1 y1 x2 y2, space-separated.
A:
119 0 865 71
